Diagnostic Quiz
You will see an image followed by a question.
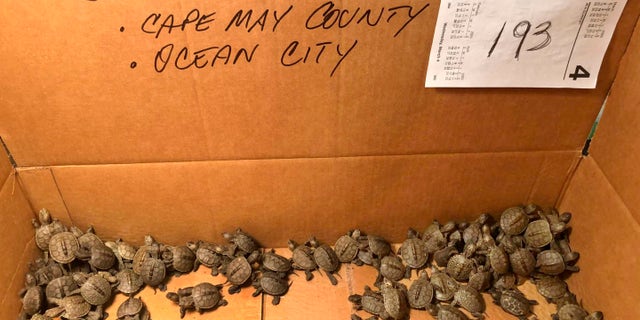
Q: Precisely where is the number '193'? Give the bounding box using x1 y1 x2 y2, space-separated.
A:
487 20 552 59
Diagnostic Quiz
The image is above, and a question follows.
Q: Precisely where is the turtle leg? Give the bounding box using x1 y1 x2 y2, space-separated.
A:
404 267 412 279
211 266 219 276
179 306 187 319
304 270 314 281
229 285 241 294
252 286 263 297
325 271 338 285
351 314 363 320
158 283 167 292
272 295 281 305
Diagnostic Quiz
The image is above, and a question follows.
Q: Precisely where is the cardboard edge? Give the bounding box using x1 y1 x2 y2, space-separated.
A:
554 155 584 207
16 167 73 226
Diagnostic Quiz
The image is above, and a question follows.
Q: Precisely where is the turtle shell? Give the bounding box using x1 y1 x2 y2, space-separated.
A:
407 273 433 309
430 269 459 302
536 250 566 275
524 220 553 248
453 286 485 315
361 287 386 317
510 248 536 276
367 235 391 257
334 234 359 263
116 239 138 261
446 254 474 281
172 246 196 273
500 207 529 235
557 304 588 320
226 256 252 285
89 243 116 270
400 238 428 269
45 275 77 303
259 273 289 296
139 257 166 287
195 242 222 267
291 245 317 270
262 250 292 272
117 296 144 318
22 286 44 315
49 232 79 264
498 289 536 317
488 245 510 275
80 275 112 306
77 230 103 254
35 220 67 251
380 255 405 282
61 295 91 319
437 304 469 320
535 276 568 301
313 244 340 272
192 282 224 310
381 284 409 320
116 269 144 295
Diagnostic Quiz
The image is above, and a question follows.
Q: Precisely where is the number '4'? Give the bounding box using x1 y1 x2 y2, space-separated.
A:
569 65 590 80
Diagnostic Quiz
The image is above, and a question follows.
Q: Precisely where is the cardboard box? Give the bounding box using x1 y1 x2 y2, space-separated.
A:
1 1 638 319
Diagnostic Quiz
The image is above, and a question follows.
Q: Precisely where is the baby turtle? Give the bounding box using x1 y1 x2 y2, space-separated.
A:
536 249 578 275
168 245 197 274
105 239 137 270
31 258 65 286
33 208 68 253
399 229 428 278
349 285 390 320
446 253 475 282
423 221 447 253
407 270 434 310
85 243 116 271
378 255 406 283
132 235 161 274
192 282 228 312
491 288 538 320
139 257 167 290
223 228 259 256
524 219 553 248
492 273 518 291
288 240 318 281
261 249 292 273
252 271 291 305
73 273 116 306
117 296 147 320
380 280 409 320
509 248 536 277
435 304 470 320
433 245 459 268
500 206 529 235
430 266 459 302
553 304 588 320
115 268 144 296
534 276 568 302
166 287 195 319
49 231 80 264
309 237 341 285
45 275 78 304
468 266 492 292
20 273 44 316
452 286 485 319
45 295 91 319
486 242 510 275
73 226 104 259
188 241 226 276
226 255 254 294
334 229 362 264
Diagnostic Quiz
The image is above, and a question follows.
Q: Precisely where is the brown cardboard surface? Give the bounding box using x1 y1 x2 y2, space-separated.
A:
0 151 12 187
17 167 72 226
590 16 640 224
37 151 579 246
559 156 640 319
0 175 38 317
0 1 639 166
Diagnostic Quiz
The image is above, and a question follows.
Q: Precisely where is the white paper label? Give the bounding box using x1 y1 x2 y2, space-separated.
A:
424 1 626 88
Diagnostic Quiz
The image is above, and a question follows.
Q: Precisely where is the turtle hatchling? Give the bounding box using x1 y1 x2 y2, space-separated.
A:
192 282 228 313
534 276 568 302
435 304 470 320
49 231 80 264
117 296 148 320
74 273 116 306
261 249 292 273
430 266 459 302
524 219 553 248
288 240 318 281
399 229 428 278
380 280 409 320
225 255 254 294
45 275 78 304
407 270 434 310
188 241 226 276
491 288 538 320
169 245 196 274
223 228 259 255
379 255 406 283
500 206 529 235
19 273 44 316
44 295 91 320
452 286 485 319
252 271 290 305
115 269 144 297
509 248 536 277
334 229 362 264
349 285 390 320
33 208 68 254
309 237 341 285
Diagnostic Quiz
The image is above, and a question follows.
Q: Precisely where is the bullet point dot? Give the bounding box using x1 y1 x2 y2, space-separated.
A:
120 26 125 32
130 61 137 69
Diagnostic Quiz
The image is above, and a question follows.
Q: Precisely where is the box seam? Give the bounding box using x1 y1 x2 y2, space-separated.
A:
0 238 34 316
13 149 583 170
554 154 584 207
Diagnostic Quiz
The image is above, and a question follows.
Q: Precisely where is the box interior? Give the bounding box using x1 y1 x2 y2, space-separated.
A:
1 0 640 318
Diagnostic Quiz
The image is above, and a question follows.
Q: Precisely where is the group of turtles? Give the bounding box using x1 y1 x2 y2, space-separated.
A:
18 205 602 320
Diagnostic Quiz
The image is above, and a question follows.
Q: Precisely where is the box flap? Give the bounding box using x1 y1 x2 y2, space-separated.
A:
25 151 579 246
590 16 640 224
1 1 639 166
